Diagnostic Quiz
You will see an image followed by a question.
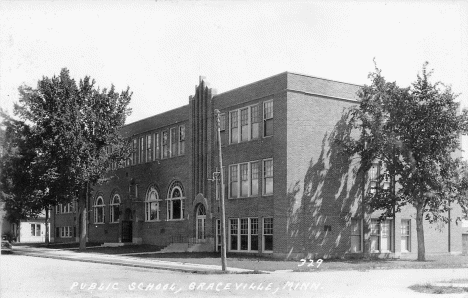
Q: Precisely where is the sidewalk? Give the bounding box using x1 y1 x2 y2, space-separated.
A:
13 246 256 274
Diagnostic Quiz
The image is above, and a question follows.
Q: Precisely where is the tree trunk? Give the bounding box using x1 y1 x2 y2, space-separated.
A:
79 183 88 251
415 201 426 261
45 207 49 245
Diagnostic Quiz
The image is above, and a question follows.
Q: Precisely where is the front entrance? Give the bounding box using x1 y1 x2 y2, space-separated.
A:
463 234 468 255
196 204 206 241
121 208 133 243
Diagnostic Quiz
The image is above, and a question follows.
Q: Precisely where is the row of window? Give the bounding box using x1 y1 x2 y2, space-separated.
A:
30 224 42 237
55 202 75 214
227 158 273 198
107 125 186 170
215 217 273 253
93 182 186 224
350 219 411 253
55 226 74 238
219 100 273 145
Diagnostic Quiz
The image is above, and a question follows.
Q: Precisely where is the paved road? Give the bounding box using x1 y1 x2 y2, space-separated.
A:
2 254 468 298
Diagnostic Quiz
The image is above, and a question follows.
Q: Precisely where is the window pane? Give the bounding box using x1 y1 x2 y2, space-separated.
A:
36 224 41 236
264 235 273 251
240 163 248 197
240 108 249 142
230 165 238 198
351 236 361 252
140 137 144 164
146 135 152 162
114 205 120 222
31 225 35 236
162 131 168 158
173 199 181 219
179 126 185 155
251 105 259 140
240 218 248 250
263 101 273 137
155 133 160 160
230 219 238 250
230 111 238 143
263 160 273 195
251 161 259 196
250 218 258 251
220 114 226 131
171 128 177 157
263 218 273 251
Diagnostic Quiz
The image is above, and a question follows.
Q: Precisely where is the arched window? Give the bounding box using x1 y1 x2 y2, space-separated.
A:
94 196 105 224
166 181 185 220
110 194 121 223
145 186 161 221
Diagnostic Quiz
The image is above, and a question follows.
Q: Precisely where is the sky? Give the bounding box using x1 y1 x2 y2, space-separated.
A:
1 1 467 154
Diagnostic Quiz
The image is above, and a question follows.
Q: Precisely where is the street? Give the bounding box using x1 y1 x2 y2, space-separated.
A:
1 254 468 298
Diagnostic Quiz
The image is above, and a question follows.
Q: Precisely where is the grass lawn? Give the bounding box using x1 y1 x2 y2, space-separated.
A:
409 279 468 295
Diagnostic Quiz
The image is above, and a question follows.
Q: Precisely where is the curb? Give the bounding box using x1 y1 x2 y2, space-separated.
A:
13 250 259 274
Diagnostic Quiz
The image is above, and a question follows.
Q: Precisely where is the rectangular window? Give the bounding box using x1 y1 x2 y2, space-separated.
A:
146 134 152 162
230 111 238 143
370 219 380 252
167 199 184 220
229 165 238 198
240 163 249 197
146 201 160 221
162 131 169 159
251 105 259 139
370 219 392 252
230 219 238 251
263 159 273 195
132 139 137 165
401 219 411 252
350 218 362 253
250 218 259 251
263 218 273 252
240 108 249 142
155 133 160 160
216 219 221 252
240 218 249 251
250 162 259 196
369 162 379 193
220 113 227 146
263 101 273 137
170 127 178 158
31 224 41 237
60 226 72 238
179 125 185 155
139 137 144 164
220 113 226 131
230 218 258 252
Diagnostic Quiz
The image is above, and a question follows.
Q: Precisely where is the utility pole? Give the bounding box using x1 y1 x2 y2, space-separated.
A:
214 109 228 271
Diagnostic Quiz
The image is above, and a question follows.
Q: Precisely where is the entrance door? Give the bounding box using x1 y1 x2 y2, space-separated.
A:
121 221 133 242
121 208 133 243
463 234 468 255
196 204 206 241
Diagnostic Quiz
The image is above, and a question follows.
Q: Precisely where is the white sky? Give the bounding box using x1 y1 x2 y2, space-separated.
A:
1 1 467 154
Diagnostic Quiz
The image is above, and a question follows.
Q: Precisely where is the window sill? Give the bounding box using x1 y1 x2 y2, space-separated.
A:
109 221 119 224
93 223 105 225
166 219 185 222
228 250 259 253
145 220 161 223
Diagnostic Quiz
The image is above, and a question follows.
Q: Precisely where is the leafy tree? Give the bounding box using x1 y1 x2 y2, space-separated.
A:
343 62 468 261
0 112 47 224
12 69 132 249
